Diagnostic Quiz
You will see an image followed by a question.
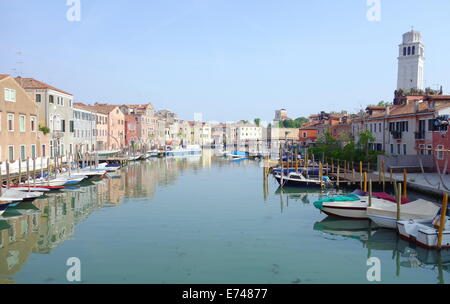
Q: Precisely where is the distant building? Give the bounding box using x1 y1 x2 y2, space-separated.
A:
93 103 126 150
397 30 425 92
73 103 97 153
274 109 288 121
0 75 49 161
16 76 74 156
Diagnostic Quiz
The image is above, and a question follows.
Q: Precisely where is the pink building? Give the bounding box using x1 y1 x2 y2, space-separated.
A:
93 104 126 150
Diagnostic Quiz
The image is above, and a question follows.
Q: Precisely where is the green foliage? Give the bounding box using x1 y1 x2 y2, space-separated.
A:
309 130 381 164
39 125 50 135
280 117 308 128
238 120 249 124
368 100 392 107
254 118 261 127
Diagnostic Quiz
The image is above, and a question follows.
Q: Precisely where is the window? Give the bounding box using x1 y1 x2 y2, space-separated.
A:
397 144 401 155
8 146 14 162
412 46 415 55
379 123 382 133
7 114 14 131
403 144 407 155
20 145 26 160
70 120 74 132
31 145 36 159
408 46 411 55
4 88 16 102
429 119 438 132
61 120 66 132
30 116 37 132
427 144 432 156
49 95 54 103
42 145 46 157
437 145 444 160
419 144 425 155
36 94 41 103
19 115 26 132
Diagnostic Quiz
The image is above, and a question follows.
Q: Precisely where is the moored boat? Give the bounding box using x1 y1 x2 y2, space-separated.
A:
274 172 332 188
397 217 450 249
367 199 440 229
313 190 409 220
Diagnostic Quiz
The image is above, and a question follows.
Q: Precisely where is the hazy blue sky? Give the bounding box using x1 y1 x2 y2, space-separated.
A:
1 0 449 123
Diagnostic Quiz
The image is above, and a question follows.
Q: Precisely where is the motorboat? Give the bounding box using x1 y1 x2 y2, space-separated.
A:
7 186 50 193
1 188 43 202
274 172 332 188
397 211 450 249
97 162 121 172
368 199 440 229
165 145 202 157
10 185 64 190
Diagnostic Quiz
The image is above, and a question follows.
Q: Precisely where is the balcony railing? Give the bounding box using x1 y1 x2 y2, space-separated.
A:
52 131 65 139
415 131 426 140
391 130 402 140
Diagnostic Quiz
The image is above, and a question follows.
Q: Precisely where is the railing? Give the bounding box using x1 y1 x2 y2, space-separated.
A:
391 130 402 140
414 130 426 140
52 131 64 139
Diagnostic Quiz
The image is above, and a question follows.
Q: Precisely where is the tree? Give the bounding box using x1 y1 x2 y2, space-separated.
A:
358 130 375 157
254 118 261 127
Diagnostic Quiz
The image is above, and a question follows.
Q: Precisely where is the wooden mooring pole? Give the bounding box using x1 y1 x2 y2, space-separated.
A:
438 194 449 249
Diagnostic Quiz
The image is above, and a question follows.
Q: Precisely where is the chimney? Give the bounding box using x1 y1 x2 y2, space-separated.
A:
386 106 391 116
414 100 420 113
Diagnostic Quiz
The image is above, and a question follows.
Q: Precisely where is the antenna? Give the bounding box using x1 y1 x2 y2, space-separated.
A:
16 51 24 79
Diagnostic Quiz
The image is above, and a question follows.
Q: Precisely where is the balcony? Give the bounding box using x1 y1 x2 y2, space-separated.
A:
52 131 65 139
415 130 426 140
391 130 402 140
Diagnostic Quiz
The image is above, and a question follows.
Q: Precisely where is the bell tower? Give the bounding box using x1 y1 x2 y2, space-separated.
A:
397 30 425 92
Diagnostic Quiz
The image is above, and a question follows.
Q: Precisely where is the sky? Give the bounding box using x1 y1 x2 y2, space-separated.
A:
1 0 450 123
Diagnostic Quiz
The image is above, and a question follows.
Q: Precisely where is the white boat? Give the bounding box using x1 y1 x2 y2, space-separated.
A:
1 189 43 201
367 199 440 229
60 168 107 179
165 145 202 157
314 193 396 219
397 217 450 249
29 175 87 187
275 172 333 188
8 187 50 193
97 163 121 172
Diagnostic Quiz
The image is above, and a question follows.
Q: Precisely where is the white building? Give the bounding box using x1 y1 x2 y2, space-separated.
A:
397 30 425 92
73 103 97 153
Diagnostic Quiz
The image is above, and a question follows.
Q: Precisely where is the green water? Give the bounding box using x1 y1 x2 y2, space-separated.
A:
0 153 449 284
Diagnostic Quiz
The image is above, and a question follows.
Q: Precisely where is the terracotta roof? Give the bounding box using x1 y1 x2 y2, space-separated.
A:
0 74 10 81
15 77 73 96
92 103 121 114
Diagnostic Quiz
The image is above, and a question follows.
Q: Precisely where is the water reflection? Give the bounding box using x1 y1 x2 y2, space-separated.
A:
314 216 450 284
0 153 214 280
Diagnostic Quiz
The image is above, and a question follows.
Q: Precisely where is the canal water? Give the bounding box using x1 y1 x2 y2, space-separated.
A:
0 151 449 284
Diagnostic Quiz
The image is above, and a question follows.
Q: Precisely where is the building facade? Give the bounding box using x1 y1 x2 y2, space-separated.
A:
16 77 74 157
73 103 97 154
0 75 49 161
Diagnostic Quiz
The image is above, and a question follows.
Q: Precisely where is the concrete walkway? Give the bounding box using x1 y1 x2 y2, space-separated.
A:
373 172 450 197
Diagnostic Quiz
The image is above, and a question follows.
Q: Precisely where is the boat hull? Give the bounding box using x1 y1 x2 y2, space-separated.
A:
321 206 368 220
274 176 322 188
397 220 450 249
